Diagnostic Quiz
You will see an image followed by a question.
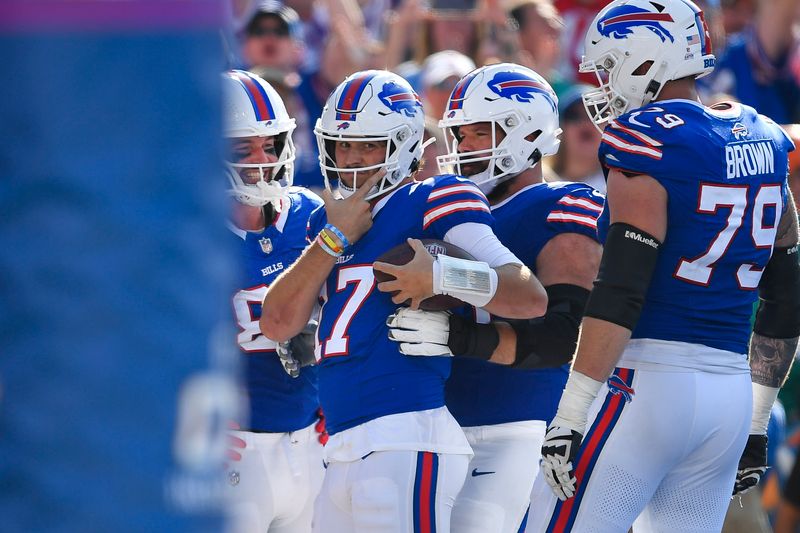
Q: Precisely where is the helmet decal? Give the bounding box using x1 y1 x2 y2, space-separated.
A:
227 70 276 121
447 70 480 111
597 4 675 43
335 72 377 121
488 71 557 111
377 82 421 117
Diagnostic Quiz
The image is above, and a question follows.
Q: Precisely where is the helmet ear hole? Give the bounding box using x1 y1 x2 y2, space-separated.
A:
632 60 654 76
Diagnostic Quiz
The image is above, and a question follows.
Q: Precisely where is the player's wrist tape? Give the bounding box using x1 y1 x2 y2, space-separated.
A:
432 254 498 309
324 223 350 250
753 245 800 339
552 370 603 432
317 231 344 257
751 383 779 435
584 222 661 330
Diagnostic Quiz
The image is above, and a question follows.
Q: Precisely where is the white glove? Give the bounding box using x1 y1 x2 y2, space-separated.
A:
386 308 453 356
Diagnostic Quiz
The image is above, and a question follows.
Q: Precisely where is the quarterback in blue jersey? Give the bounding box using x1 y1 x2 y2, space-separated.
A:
223 70 325 533
528 1 800 532
261 70 548 533
385 63 604 533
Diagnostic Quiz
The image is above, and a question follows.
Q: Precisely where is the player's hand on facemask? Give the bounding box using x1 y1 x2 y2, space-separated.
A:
374 239 435 309
321 170 383 246
541 424 584 501
387 308 452 356
733 434 768 496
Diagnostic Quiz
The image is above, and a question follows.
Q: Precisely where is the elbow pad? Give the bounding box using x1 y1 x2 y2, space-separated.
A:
510 284 590 369
753 245 800 339
583 223 661 331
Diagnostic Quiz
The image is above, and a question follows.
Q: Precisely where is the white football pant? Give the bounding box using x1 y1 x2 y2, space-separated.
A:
526 367 751 533
451 421 546 533
226 422 325 533
313 450 469 532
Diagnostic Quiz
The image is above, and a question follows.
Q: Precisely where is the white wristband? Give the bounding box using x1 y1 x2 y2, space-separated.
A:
751 382 779 435
432 254 498 308
552 371 604 433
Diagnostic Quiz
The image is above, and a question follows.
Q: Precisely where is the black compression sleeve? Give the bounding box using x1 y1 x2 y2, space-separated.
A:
583 222 661 330
510 284 590 369
754 245 800 338
447 314 499 360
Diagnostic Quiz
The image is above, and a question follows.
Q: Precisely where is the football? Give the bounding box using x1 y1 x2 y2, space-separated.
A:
373 239 474 311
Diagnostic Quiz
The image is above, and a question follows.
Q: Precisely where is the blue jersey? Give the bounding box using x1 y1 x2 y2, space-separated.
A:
232 188 322 432
308 175 494 434
599 100 794 354
446 182 605 427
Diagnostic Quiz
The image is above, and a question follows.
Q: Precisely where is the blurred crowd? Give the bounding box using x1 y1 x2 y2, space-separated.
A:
230 0 800 529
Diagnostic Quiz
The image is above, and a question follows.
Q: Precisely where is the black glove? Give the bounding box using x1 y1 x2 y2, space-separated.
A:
733 434 768 496
276 320 318 378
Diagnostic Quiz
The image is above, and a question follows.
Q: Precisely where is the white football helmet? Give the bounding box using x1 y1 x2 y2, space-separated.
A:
437 63 561 192
315 70 425 200
580 0 715 126
222 69 296 207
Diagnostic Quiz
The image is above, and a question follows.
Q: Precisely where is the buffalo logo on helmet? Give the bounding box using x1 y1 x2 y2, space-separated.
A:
597 4 675 43
337 122 350 130
447 110 456 118
377 82 421 118
488 71 556 111
607 374 635 403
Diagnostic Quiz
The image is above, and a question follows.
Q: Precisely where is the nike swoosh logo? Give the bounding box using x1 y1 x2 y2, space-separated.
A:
471 468 495 477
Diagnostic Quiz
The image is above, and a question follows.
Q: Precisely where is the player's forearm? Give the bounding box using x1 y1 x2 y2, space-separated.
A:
749 333 799 388
261 243 335 342
484 263 547 319
571 317 632 382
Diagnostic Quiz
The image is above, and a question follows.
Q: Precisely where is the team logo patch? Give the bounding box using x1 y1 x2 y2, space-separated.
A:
731 122 748 139
447 110 456 118
607 374 635 403
488 71 556 110
337 122 350 130
597 5 675 43
259 237 273 255
377 82 421 117
228 470 240 486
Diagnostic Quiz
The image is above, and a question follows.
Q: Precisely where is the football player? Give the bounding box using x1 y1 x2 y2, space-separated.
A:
385 63 604 533
528 1 800 531
260 70 548 532
223 70 325 533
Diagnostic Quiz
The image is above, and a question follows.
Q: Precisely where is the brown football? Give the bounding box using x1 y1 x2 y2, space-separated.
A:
373 239 475 311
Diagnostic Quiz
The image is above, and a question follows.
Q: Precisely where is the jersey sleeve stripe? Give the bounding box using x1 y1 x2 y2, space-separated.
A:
423 200 491 229
609 121 663 147
601 131 663 160
427 183 488 202
546 211 598 229
558 195 604 212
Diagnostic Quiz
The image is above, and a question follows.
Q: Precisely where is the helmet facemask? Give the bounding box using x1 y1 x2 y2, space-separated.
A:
226 131 295 207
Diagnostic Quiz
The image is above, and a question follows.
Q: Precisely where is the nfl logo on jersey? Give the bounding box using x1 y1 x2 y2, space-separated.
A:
259 237 273 255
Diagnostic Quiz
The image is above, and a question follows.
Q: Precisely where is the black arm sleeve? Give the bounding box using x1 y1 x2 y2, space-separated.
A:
446 284 590 368
583 222 661 331
753 245 800 339
509 284 590 369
